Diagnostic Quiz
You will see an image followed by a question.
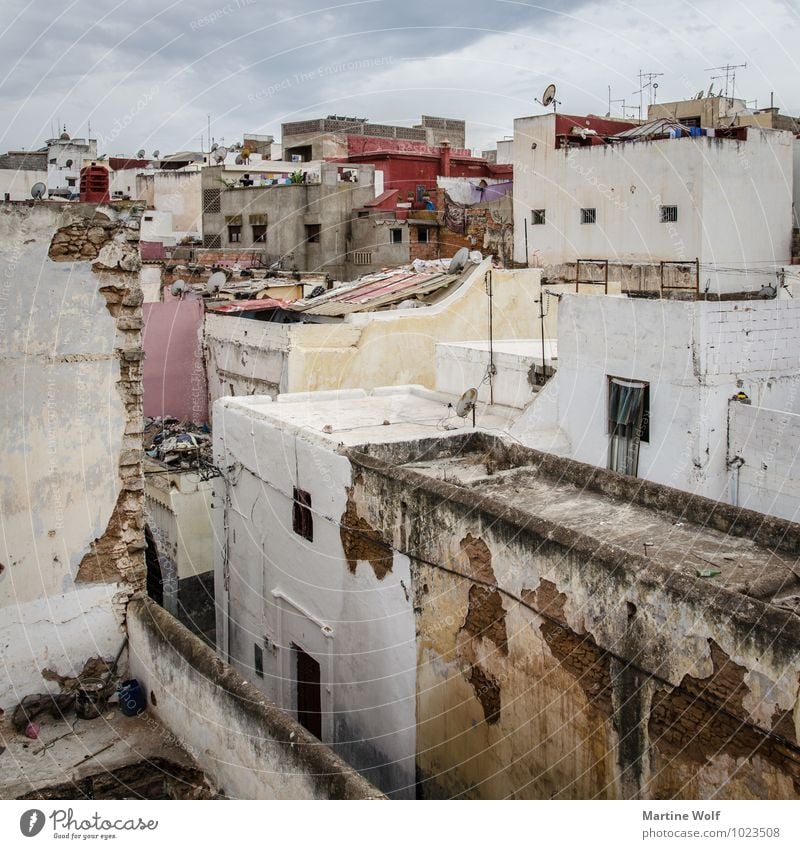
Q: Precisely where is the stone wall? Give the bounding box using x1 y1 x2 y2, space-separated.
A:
0 201 146 711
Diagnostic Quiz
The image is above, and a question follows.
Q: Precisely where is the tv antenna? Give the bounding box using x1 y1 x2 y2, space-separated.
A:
535 83 560 112
705 63 746 99
635 70 664 118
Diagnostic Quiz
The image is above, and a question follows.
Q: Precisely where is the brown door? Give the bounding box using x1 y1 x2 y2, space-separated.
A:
295 645 322 739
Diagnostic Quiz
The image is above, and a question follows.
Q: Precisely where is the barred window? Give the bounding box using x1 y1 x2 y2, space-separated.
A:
203 188 221 213
660 205 678 223
203 233 221 249
531 209 545 225
581 207 597 225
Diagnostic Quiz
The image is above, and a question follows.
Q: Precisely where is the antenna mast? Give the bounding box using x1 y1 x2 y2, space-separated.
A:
704 63 746 99
636 70 664 120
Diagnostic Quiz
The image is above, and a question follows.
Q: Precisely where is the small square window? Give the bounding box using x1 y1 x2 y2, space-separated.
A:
660 205 678 223
306 224 321 243
252 224 267 243
293 487 313 541
66 178 76 187
390 229 402 244
228 224 242 243
417 227 430 243
581 208 596 225
531 209 546 225
254 643 264 678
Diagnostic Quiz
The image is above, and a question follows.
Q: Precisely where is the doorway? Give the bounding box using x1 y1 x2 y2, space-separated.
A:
294 644 322 739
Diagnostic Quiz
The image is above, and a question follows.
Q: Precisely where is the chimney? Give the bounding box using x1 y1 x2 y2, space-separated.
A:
439 138 451 177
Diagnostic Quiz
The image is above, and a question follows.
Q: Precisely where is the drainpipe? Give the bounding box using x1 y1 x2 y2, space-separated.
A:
439 139 451 178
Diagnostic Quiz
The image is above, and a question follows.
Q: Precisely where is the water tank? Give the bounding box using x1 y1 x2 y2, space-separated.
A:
80 164 110 203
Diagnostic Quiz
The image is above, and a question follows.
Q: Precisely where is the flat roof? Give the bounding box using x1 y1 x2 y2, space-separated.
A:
217 386 518 448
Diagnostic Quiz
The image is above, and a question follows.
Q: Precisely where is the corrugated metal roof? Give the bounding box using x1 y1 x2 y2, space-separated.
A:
210 298 287 314
289 268 460 316
614 118 690 140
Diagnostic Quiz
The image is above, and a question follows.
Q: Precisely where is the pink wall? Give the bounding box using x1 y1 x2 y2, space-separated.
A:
142 298 208 423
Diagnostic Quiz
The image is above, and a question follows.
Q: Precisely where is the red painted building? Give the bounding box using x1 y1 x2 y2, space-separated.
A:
342 135 511 200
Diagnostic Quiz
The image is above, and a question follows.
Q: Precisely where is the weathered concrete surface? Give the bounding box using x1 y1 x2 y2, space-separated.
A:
127 597 385 800
0 201 146 712
345 434 800 799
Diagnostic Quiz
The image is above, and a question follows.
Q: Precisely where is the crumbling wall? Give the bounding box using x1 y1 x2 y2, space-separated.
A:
0 202 145 711
345 447 800 800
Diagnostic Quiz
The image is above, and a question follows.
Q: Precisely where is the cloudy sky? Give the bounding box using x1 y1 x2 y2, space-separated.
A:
1 0 798 156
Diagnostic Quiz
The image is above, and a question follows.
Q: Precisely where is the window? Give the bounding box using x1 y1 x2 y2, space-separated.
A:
417 226 430 243
66 177 76 187
252 224 267 243
352 250 372 265
203 233 221 249
680 116 702 128
660 205 678 223
292 487 313 541
228 224 242 243
581 207 596 225
390 229 402 244
608 377 650 477
254 643 264 678
531 209 546 225
203 188 221 213
305 224 321 243
294 644 322 738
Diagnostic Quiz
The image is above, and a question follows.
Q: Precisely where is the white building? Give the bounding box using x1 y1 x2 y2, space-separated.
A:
512 112 794 295
46 131 98 198
511 291 800 520
212 386 517 797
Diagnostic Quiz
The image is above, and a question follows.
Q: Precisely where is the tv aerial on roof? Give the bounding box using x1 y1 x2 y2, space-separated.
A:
536 83 560 112
31 182 46 200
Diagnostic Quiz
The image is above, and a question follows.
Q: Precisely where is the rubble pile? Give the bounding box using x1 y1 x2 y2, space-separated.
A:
144 417 212 469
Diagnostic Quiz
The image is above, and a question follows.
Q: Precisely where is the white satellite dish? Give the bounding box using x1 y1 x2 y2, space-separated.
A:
152 150 160 159
170 279 187 297
448 247 470 274
206 271 226 294
456 387 479 420
541 83 557 107
136 149 146 159
468 250 483 264
211 143 218 152
235 155 244 165
31 182 46 200
213 147 228 164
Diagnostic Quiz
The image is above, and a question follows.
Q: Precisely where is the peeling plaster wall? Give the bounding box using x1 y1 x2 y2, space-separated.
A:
0 202 145 711
212 397 416 797
345 441 800 800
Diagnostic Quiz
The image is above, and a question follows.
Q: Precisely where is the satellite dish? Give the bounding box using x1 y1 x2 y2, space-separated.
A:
211 143 218 152
152 150 160 159
468 250 483 264
170 279 187 297
235 155 243 165
65 158 73 168
707 83 714 97
31 182 46 199
213 146 228 164
456 387 479 419
206 271 226 294
541 83 557 107
448 247 470 274
137 149 146 159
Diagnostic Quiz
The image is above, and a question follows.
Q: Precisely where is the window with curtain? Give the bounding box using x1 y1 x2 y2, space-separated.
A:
608 377 649 476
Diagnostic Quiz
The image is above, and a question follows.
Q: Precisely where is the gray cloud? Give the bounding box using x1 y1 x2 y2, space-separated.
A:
0 0 798 156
